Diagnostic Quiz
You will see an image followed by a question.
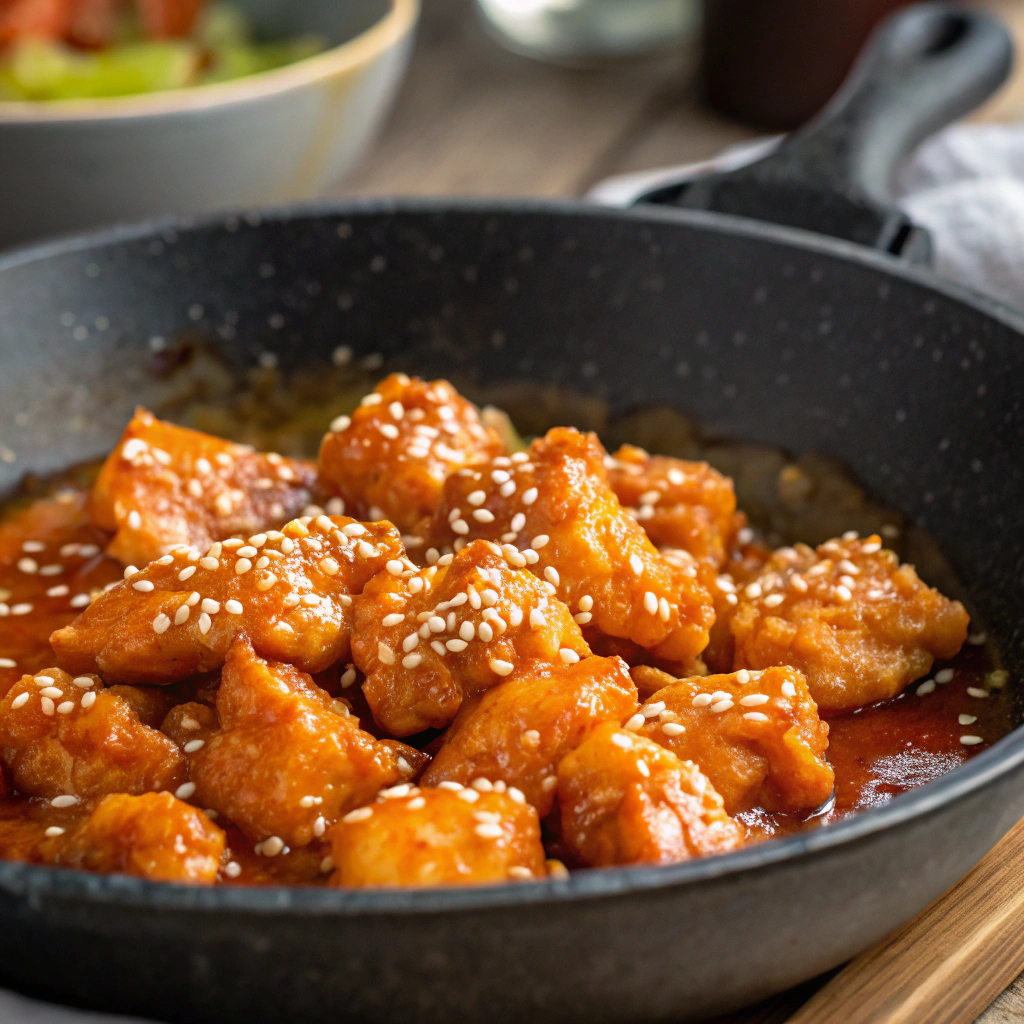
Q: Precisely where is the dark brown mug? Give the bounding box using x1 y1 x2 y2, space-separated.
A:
701 0 916 129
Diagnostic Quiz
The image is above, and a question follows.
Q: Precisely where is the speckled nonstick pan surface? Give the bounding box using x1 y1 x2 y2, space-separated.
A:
0 6 1022 1023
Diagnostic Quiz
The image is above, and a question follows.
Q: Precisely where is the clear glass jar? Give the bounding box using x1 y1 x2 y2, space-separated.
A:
476 0 698 63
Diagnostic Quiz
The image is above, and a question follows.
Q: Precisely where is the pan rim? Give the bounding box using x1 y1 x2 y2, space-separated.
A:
1 195 1022 915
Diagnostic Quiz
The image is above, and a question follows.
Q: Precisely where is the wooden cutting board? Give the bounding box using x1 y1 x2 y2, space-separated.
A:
784 817 1024 1024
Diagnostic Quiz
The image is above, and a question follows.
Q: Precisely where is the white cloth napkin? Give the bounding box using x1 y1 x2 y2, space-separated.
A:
0 988 152 1023
589 122 1024 311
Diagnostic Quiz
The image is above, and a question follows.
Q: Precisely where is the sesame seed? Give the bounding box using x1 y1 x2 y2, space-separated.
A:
179 566 197 581
378 643 395 665
198 612 212 635
56 701 74 715
343 806 375 825
935 668 955 684
225 600 243 615
743 711 769 722
739 694 769 706
175 782 196 800
50 795 78 808
862 541 882 554
763 594 784 608
261 836 285 857
17 558 38 574
635 759 650 778
611 733 633 750
916 680 936 696
578 595 593 612
835 584 853 602
489 658 514 677
427 615 446 633
643 591 658 615
124 565 139 579
662 722 685 736
70 594 90 608
472 509 495 524
629 553 644 576
711 699 735 713
522 488 538 505
11 603 33 615
474 823 504 839
44 826 65 838
39 687 63 699
692 693 713 708
451 519 469 536
127 510 142 530
574 611 592 624
478 622 494 643
781 682 797 698
481 589 499 607
386 560 405 576
559 648 579 664
72 677 94 688
81 692 96 709
623 713 645 732
33 674 54 686
531 534 549 549
642 702 666 718
224 861 242 878
959 714 978 726
467 490 487 506
966 687 988 699
544 566 560 587
237 546 258 558
183 740 205 753
234 559 252 574
511 513 526 532
658 597 671 622
11 692 29 709
153 613 171 634
960 735 983 746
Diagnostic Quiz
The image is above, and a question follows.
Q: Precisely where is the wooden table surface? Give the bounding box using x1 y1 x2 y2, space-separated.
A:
340 2 1024 1020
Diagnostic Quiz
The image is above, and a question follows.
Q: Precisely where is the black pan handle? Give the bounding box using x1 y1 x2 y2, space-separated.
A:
636 3 1014 262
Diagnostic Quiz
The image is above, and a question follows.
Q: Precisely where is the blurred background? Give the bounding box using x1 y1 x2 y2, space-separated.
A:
339 0 1024 201
0 0 1022 247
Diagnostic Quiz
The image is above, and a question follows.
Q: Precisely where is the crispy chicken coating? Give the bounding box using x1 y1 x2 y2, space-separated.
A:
0 669 185 801
186 640 413 847
423 656 638 816
632 665 833 814
59 792 225 884
607 445 742 568
51 514 405 684
318 374 504 533
430 428 715 664
91 409 317 568
557 723 745 867
730 535 969 713
330 786 545 887
353 539 590 737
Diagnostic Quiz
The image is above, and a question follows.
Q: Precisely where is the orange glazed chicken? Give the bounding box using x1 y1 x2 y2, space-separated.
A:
557 723 746 867
50 515 404 684
631 665 833 815
429 427 715 664
92 409 317 567
728 535 969 713
0 370 983 888
330 785 546 888
318 373 505 533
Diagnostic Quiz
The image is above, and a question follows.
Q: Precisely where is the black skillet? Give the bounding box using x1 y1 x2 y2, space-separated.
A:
0 4 1022 1022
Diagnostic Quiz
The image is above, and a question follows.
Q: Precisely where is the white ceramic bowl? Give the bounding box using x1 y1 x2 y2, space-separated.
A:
0 0 418 248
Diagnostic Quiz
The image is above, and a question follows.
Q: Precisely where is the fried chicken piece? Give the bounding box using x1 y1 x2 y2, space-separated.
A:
423 656 638 816
632 665 833 814
607 445 742 567
0 669 185 801
318 374 504 533
353 539 589 737
730 534 969 713
59 792 224 884
557 723 745 868
91 409 317 568
430 428 715 664
185 640 414 848
330 786 545 888
51 514 405 684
